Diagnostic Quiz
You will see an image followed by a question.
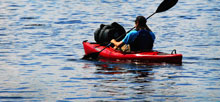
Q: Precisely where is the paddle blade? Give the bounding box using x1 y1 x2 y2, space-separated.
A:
156 0 178 13
82 52 100 60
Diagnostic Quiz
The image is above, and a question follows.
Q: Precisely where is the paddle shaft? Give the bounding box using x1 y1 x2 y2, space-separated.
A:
146 12 156 20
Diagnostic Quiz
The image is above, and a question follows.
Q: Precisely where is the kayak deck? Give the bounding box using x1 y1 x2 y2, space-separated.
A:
83 41 182 64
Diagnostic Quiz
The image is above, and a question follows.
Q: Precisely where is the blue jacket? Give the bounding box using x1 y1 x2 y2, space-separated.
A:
122 30 155 51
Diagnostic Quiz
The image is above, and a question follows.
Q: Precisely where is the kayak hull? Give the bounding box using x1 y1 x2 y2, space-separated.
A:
83 41 182 64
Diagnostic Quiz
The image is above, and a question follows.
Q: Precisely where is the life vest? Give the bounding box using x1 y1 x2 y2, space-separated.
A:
94 22 126 45
130 30 154 51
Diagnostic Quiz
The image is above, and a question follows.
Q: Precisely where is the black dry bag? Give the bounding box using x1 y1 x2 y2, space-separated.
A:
94 22 126 45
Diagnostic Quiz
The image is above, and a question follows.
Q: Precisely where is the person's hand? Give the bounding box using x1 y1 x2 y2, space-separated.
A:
110 39 116 43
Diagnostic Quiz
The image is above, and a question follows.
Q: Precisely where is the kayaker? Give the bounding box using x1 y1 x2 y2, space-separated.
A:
110 16 155 52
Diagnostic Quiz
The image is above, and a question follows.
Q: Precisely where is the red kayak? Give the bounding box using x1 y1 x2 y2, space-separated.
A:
83 40 182 64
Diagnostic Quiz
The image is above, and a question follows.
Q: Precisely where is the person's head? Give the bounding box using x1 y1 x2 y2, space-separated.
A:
135 16 148 31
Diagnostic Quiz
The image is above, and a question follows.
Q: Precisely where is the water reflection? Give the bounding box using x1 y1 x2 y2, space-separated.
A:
97 57 183 66
77 59 190 101
94 62 154 77
90 62 155 100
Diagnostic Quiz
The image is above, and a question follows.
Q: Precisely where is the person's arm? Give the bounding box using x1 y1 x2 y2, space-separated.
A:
110 39 124 49
110 30 136 49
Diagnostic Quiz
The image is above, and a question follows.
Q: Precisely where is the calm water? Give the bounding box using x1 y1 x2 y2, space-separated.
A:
0 0 220 101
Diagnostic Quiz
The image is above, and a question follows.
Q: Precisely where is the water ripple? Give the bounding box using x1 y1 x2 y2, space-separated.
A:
54 20 82 24
20 16 39 20
0 96 35 99
60 67 74 70
0 91 38 93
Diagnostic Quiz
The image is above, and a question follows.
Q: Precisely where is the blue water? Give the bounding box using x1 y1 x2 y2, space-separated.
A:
0 0 220 101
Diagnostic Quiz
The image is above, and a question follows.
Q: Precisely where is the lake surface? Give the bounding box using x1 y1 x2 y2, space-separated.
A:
0 0 220 101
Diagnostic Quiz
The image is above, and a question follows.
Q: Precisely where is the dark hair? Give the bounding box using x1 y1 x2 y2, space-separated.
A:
135 16 151 31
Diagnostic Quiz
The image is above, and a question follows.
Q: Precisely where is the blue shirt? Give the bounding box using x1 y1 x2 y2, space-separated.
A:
122 30 155 44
